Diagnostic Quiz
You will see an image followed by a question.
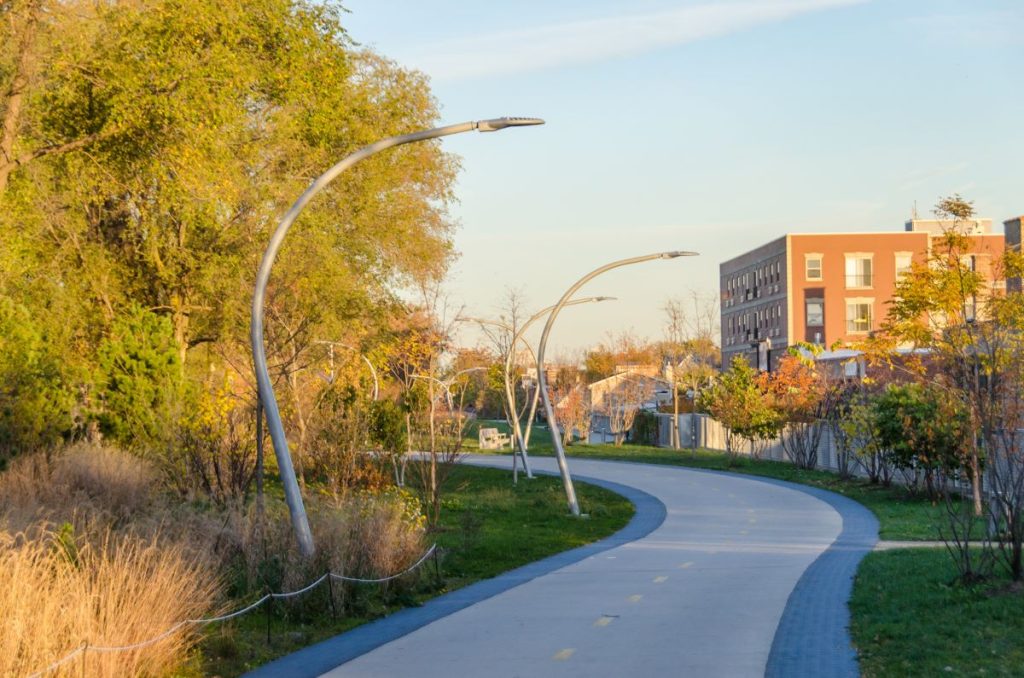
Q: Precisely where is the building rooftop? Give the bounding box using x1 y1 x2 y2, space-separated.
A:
905 218 992 235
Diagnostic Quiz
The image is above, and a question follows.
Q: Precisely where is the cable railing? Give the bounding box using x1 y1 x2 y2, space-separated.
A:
26 543 437 677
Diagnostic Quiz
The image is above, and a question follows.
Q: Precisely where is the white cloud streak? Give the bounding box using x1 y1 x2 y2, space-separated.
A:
406 0 870 81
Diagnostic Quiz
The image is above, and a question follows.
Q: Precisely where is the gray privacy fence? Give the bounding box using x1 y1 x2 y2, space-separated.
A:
26 543 438 677
654 413 850 473
653 414 1020 506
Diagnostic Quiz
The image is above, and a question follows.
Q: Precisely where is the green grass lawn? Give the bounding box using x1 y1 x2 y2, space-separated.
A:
199 464 633 676
467 419 944 541
851 548 1024 677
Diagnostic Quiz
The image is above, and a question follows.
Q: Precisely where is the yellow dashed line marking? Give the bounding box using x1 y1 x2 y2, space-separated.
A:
728 493 737 498
628 594 643 603
653 575 668 583
553 648 575 661
594 616 615 627
679 561 694 569
749 518 757 524
740 530 749 535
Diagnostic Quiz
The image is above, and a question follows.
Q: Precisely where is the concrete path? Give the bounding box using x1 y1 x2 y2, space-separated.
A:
250 456 878 677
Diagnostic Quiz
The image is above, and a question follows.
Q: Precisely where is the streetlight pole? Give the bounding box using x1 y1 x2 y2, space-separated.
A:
314 340 380 400
537 252 697 515
462 296 614 480
504 297 615 461
410 367 488 411
252 117 544 557
459 316 537 478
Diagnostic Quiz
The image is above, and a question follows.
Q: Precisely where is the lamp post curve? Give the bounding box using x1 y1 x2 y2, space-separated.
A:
537 251 697 516
463 296 612 480
314 340 380 400
500 296 615 464
252 118 544 557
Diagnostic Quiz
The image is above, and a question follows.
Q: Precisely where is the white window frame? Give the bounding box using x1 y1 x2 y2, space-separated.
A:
805 253 823 281
845 297 874 335
806 299 824 327
894 251 913 281
845 253 874 289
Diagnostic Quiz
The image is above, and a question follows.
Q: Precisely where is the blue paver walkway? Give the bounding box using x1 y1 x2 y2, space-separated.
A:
248 456 877 678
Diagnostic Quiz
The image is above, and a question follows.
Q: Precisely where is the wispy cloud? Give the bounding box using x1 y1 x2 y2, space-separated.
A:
405 0 869 81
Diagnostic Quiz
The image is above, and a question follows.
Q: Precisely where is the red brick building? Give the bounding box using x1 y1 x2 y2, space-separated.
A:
719 218 1005 368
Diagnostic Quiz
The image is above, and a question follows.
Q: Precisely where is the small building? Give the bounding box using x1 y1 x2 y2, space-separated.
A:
586 371 672 444
587 371 673 413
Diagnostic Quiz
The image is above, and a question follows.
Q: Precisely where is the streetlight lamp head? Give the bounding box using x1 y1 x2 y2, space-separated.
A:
476 117 545 132
593 296 618 302
660 250 700 259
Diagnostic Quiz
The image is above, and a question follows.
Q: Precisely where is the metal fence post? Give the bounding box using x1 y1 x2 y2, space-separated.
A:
326 574 339 620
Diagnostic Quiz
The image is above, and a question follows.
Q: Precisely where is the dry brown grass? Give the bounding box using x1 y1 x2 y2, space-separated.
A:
0 442 157 534
52 443 156 518
0 442 428 674
231 490 427 607
0 444 219 676
0 528 219 677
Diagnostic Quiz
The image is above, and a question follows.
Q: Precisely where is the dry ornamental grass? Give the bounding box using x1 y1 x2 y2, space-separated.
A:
0 442 429 675
0 529 219 677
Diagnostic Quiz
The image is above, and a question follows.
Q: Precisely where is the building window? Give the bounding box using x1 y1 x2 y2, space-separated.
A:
846 299 873 334
845 254 873 288
895 252 912 280
805 254 822 281
806 300 824 327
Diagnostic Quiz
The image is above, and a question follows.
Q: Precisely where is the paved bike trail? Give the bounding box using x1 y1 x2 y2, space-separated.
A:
252 455 875 677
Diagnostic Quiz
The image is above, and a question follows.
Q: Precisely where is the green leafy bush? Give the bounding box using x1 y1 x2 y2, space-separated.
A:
0 300 77 457
94 305 186 448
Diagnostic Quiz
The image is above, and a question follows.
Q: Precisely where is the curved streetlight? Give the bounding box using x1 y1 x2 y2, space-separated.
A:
501 297 616 463
410 367 488 411
458 316 537 477
462 296 614 480
537 251 698 516
252 117 544 557
314 340 380 400
514 297 617 453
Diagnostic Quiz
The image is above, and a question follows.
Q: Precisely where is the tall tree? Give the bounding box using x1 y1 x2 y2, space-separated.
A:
699 356 779 463
869 195 1024 580
0 0 459 452
762 352 838 470
662 292 720 449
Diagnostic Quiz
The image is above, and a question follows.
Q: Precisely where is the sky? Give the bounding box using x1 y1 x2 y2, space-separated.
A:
340 0 1024 357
